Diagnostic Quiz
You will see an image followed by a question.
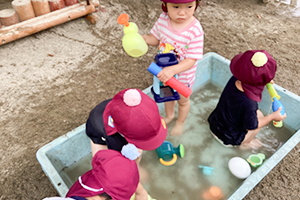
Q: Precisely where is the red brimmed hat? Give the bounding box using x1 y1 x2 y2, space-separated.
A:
230 50 277 102
103 88 167 151
161 0 199 12
66 150 139 200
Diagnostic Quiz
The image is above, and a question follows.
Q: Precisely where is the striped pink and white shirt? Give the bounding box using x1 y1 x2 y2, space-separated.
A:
150 12 204 88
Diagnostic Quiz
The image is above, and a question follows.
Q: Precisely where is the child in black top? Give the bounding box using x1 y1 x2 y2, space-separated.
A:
208 50 286 149
86 88 167 200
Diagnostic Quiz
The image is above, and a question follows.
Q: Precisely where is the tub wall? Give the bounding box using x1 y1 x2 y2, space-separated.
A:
36 52 300 198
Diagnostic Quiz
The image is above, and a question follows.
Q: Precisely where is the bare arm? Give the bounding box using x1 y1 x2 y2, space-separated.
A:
257 107 286 128
157 58 197 84
142 34 159 46
134 182 148 200
90 140 108 157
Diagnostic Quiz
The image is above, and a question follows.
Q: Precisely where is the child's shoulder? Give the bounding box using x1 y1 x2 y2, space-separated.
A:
193 17 203 28
188 18 204 36
157 12 169 20
155 12 169 25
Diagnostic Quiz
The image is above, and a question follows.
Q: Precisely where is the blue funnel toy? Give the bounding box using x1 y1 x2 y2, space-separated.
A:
156 141 184 166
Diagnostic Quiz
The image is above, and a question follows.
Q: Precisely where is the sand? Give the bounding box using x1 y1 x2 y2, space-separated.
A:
0 0 300 199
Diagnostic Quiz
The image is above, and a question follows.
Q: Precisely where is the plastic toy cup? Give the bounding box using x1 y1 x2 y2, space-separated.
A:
198 165 214 176
156 141 184 166
117 13 148 57
247 153 265 168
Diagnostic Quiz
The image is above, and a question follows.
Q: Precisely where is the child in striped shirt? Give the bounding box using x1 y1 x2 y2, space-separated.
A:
143 0 204 135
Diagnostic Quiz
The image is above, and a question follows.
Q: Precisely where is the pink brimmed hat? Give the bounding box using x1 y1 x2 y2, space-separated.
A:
230 50 277 102
161 0 199 12
103 88 167 151
66 149 139 200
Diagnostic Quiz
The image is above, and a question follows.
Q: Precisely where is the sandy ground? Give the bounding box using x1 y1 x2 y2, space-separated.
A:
0 0 300 199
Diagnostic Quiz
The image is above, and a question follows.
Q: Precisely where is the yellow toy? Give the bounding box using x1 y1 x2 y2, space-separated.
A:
266 83 285 127
117 13 148 57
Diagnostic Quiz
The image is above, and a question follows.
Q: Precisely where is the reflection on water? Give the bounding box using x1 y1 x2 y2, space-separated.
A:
60 153 93 188
60 83 295 200
140 83 294 200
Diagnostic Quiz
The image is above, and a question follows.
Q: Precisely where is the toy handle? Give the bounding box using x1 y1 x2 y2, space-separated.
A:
266 83 280 101
147 62 192 98
159 154 177 166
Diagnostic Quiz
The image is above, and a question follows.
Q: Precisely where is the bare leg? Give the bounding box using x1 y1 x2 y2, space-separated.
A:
134 182 148 200
170 94 190 136
135 149 143 166
240 110 264 150
135 149 148 183
164 100 176 124
134 149 149 200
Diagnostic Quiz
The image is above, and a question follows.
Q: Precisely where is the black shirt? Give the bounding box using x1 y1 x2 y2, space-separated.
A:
86 99 128 152
208 76 258 145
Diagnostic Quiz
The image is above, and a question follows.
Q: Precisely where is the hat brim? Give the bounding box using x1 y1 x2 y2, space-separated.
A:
125 117 168 151
229 52 243 79
242 83 264 102
66 171 105 197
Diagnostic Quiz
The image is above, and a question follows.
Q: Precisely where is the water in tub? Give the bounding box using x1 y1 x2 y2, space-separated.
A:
61 83 294 200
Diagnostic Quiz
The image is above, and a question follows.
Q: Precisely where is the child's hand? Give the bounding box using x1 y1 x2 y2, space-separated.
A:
272 107 287 121
157 67 175 85
141 34 159 46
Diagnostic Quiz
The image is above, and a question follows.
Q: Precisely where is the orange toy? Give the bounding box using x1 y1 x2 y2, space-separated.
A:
202 186 223 200
117 13 130 27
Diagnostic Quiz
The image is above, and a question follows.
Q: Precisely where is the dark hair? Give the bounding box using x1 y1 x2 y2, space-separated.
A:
162 0 200 12
98 193 112 200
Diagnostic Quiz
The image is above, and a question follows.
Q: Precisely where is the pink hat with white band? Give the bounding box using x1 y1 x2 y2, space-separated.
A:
66 149 139 200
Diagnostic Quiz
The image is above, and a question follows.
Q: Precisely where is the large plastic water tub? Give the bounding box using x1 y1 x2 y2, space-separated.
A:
37 52 300 199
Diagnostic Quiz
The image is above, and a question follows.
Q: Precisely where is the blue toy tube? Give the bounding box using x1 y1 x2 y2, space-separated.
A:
148 62 162 76
147 62 192 98
272 97 285 116
266 83 285 128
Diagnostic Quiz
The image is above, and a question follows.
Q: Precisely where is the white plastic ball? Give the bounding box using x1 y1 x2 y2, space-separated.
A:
228 157 251 179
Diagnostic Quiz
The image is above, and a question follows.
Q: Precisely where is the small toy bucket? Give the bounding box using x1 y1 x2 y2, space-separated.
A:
247 153 265 168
